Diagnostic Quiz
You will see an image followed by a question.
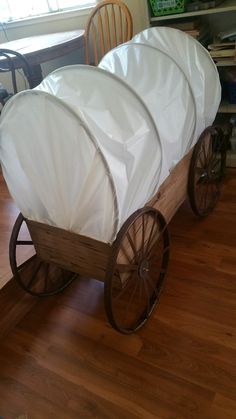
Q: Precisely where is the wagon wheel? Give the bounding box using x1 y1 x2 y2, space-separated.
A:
9 213 76 296
188 126 226 217
104 207 170 334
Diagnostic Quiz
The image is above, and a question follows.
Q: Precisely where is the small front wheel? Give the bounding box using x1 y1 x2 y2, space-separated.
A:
9 213 76 296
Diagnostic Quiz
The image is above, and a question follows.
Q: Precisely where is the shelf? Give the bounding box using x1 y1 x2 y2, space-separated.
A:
150 0 236 21
218 100 236 113
226 150 236 167
216 60 236 66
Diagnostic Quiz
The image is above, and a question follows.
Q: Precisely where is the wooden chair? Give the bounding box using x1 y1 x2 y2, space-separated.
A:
84 0 133 65
0 48 34 108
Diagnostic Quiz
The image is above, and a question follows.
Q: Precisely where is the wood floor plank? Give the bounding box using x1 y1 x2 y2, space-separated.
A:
208 394 236 419
18 301 144 357
0 175 19 288
138 320 236 401
0 347 136 419
1 326 214 419
0 378 90 419
0 175 34 289
157 304 236 351
162 270 236 329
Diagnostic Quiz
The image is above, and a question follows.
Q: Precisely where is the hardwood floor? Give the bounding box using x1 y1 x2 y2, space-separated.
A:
0 174 19 288
0 176 37 340
0 170 236 418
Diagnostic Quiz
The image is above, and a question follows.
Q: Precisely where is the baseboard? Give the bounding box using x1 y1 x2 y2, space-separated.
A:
0 276 37 340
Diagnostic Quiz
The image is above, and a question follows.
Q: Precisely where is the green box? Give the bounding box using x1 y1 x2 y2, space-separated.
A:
149 0 185 16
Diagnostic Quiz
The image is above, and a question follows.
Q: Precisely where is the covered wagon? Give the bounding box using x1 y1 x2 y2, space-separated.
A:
0 28 225 333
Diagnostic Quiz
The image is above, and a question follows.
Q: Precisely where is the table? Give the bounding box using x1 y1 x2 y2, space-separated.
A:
0 30 85 86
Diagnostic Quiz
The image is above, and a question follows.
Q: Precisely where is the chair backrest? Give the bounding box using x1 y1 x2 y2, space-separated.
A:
84 0 133 65
0 48 34 107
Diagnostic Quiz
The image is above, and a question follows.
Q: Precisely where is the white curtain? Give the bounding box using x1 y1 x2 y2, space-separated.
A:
0 0 96 22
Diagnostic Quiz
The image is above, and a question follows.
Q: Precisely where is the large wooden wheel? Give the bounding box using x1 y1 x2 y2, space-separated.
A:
104 207 170 334
188 126 226 217
9 213 76 296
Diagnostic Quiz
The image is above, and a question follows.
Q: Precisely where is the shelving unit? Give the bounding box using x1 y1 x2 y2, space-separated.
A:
150 0 236 22
148 0 236 167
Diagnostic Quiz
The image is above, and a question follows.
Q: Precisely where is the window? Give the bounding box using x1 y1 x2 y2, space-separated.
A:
0 0 96 22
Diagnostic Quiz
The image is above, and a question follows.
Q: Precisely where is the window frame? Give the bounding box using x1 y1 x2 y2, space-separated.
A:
0 1 97 29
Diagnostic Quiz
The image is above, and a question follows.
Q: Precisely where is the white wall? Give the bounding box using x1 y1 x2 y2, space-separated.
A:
124 0 149 34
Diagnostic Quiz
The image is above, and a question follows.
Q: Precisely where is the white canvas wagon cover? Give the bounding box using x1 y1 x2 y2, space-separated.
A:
0 65 164 243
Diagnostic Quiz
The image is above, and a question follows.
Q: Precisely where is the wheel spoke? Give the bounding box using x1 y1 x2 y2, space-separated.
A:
198 184 207 212
132 222 137 251
145 274 160 299
146 224 168 260
16 240 33 245
202 182 210 212
206 140 213 166
195 158 207 185
163 246 170 254
126 231 139 262
120 242 133 265
113 271 135 301
209 150 218 168
116 263 138 273
200 181 210 213
149 245 169 264
208 179 215 199
25 259 43 289
211 156 222 180
145 214 157 256
140 214 145 261
195 166 205 178
198 151 205 169
122 272 140 325
202 141 208 165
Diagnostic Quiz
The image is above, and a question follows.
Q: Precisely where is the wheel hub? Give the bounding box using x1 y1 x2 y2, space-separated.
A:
198 171 208 184
139 259 150 279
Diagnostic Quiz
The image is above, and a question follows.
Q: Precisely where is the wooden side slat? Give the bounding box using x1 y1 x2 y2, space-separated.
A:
27 221 111 281
147 149 193 222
